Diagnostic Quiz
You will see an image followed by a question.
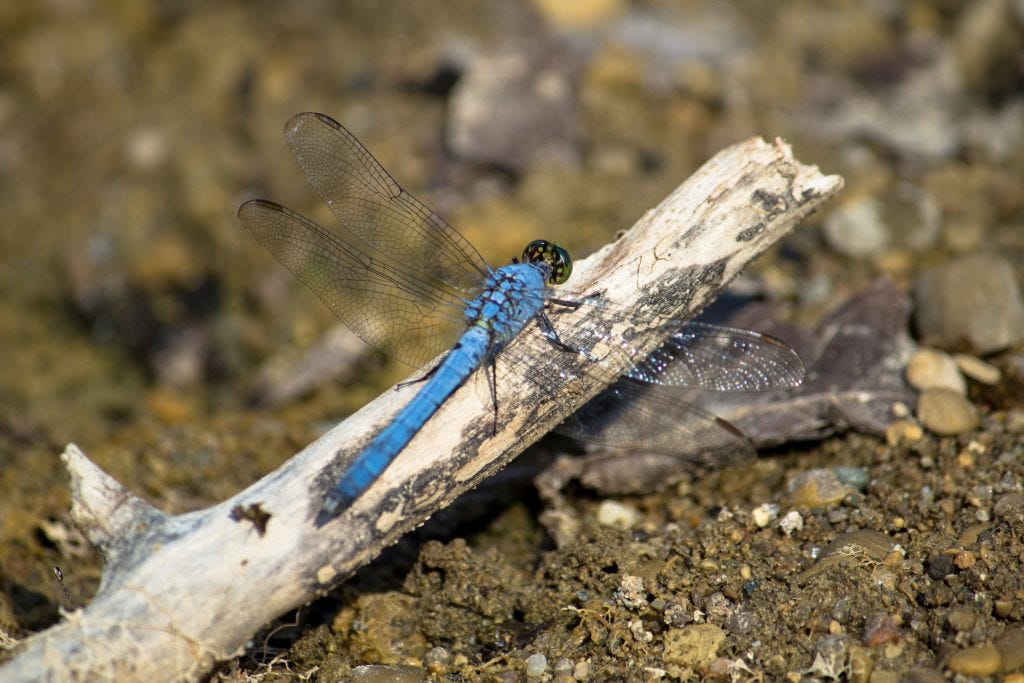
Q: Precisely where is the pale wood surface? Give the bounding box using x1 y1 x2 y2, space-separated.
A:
3 137 842 681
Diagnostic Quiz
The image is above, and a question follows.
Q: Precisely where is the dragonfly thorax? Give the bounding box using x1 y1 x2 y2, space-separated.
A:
463 264 548 344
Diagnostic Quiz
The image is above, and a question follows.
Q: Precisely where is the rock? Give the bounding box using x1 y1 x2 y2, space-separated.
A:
752 503 779 528
823 197 890 256
834 467 870 491
531 0 626 29
885 420 924 445
778 510 804 536
916 388 980 435
993 493 1024 521
914 254 1024 354
862 612 900 647
789 469 851 507
525 653 547 678
880 183 942 250
662 624 726 669
995 627 1024 672
926 553 957 580
809 635 851 679
1008 408 1024 434
447 41 580 172
946 643 1001 676
906 348 966 394
946 607 979 632
614 575 646 610
596 500 640 529
953 353 1001 385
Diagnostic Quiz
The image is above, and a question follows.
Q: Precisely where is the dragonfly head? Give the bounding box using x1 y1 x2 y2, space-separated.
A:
522 240 573 285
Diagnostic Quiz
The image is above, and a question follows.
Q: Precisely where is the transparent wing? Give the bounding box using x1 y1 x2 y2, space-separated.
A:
284 112 490 293
627 321 805 391
493 292 803 464
496 292 804 393
238 199 466 368
555 380 755 465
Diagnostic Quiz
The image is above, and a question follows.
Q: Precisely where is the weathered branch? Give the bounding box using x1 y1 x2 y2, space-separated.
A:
3 137 842 681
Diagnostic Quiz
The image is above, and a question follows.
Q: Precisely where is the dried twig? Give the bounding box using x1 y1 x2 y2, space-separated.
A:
2 137 842 681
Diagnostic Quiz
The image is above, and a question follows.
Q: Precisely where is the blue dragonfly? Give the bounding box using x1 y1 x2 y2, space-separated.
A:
238 112 804 522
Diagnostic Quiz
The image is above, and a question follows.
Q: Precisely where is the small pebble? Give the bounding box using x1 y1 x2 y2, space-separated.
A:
664 602 692 628
823 197 890 256
927 553 957 580
885 420 924 445
953 551 976 569
424 646 451 672
953 353 1001 385
789 469 850 507
614 575 646 610
525 653 547 678
725 609 756 634
916 388 979 435
752 503 779 528
862 612 900 647
993 493 1024 520
906 348 966 394
957 523 990 546
834 467 870 491
946 642 1001 676
914 253 1024 354
662 624 726 668
1006 408 1024 434
996 627 1024 671
703 591 732 619
596 499 640 529
946 607 978 632
870 565 898 591
552 659 573 675
779 510 804 536
809 635 849 679
629 619 653 643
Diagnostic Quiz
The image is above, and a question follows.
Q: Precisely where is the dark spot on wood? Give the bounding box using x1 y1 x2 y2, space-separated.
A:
230 503 271 536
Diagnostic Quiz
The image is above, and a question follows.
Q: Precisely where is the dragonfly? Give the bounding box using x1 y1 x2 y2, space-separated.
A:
238 112 804 522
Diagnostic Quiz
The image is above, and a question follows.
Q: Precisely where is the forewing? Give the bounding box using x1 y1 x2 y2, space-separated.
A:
284 112 490 293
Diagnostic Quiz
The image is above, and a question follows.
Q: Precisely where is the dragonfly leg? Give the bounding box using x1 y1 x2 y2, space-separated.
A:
546 297 583 310
396 355 445 390
486 358 499 434
535 309 582 354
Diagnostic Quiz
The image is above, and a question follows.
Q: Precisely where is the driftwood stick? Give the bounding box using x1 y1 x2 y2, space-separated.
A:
3 137 842 681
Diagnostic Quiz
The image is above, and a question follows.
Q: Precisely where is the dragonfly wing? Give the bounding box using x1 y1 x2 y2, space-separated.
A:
556 379 754 465
284 112 490 293
495 291 646 396
627 320 805 391
492 292 801 463
238 199 465 368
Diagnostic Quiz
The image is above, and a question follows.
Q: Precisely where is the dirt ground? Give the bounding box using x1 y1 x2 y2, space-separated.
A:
1 1 1023 680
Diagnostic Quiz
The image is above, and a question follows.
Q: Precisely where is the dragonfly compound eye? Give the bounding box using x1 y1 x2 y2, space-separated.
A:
523 240 573 285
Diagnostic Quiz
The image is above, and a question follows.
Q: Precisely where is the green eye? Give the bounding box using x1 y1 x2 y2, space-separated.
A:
522 239 573 285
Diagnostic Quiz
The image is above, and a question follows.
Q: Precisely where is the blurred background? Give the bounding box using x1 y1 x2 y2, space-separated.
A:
2 0 1023 678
